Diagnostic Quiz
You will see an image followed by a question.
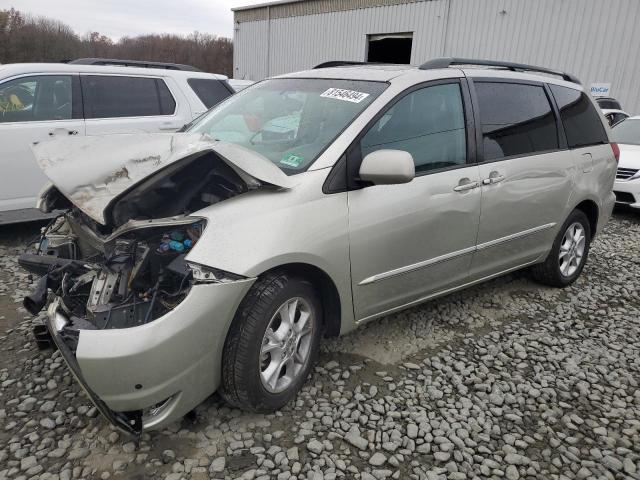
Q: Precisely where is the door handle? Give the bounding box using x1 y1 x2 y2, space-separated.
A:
482 172 505 185
48 129 78 136
159 123 181 131
453 180 480 192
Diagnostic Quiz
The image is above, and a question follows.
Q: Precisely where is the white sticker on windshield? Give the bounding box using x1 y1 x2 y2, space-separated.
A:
320 88 370 103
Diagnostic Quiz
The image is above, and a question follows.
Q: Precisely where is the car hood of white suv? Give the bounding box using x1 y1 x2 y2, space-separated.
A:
32 133 296 226
618 143 640 170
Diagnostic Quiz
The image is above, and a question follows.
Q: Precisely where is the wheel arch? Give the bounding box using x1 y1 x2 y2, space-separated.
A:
255 263 343 338
573 199 599 239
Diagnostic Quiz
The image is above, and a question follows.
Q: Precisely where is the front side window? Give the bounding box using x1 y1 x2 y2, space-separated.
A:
611 119 640 146
188 78 232 108
82 76 176 119
0 75 73 123
550 85 608 149
188 78 387 174
360 83 467 173
475 82 559 161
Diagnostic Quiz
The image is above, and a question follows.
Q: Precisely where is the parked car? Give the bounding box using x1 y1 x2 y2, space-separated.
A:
611 116 640 208
0 59 234 224
20 58 616 435
596 96 623 110
602 108 630 127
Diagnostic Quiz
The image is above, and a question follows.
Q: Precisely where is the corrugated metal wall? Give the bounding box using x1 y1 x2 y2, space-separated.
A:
234 0 640 113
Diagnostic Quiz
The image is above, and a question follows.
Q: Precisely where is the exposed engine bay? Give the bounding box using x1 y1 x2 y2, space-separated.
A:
21 150 258 346
21 216 206 341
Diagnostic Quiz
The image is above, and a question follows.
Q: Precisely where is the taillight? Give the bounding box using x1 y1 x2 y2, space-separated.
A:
611 143 620 163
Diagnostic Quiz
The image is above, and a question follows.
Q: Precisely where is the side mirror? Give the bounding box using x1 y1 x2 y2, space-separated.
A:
359 149 415 185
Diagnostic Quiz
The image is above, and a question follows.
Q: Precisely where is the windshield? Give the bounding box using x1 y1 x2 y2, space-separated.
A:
187 78 387 174
611 119 640 146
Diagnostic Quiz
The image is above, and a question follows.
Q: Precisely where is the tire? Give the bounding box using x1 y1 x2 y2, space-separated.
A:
220 271 322 412
530 209 591 287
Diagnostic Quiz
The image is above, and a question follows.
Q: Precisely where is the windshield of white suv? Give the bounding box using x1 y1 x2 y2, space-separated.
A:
187 78 387 174
611 119 640 146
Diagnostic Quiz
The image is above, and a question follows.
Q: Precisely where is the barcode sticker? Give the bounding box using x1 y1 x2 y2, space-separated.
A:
320 88 370 103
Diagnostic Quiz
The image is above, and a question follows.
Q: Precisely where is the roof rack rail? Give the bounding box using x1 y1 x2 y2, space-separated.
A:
314 61 375 69
419 57 581 84
68 58 201 72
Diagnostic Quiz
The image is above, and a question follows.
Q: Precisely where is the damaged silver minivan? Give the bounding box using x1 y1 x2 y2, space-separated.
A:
21 59 617 436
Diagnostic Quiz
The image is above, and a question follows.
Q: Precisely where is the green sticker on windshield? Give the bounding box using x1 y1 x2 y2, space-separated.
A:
280 153 305 168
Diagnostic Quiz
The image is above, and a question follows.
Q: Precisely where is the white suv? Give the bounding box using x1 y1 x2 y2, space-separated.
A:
0 59 234 224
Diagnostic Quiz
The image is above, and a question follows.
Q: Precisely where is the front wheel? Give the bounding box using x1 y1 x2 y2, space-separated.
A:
220 272 322 412
530 209 591 287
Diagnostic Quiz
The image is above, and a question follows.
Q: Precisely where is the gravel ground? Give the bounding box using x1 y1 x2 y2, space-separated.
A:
1 210 639 480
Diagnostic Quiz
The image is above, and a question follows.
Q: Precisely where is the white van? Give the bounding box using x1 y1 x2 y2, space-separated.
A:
0 59 234 224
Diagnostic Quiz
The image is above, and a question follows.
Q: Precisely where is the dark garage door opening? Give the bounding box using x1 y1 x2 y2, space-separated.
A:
367 33 413 64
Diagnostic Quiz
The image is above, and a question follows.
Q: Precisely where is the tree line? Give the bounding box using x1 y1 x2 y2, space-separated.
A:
0 8 233 76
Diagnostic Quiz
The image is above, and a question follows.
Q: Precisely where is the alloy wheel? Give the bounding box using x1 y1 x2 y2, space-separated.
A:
558 222 586 277
259 297 314 393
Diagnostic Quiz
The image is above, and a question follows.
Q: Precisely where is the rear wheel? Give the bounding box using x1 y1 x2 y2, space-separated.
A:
220 272 322 411
530 209 591 287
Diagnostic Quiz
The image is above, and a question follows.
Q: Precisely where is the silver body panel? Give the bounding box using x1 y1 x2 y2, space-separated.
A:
38 65 616 431
470 151 575 279
348 166 481 320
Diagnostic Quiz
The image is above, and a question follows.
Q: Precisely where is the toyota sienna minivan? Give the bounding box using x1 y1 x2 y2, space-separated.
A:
20 58 617 435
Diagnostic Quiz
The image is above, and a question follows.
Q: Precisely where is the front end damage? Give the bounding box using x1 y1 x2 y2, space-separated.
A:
21 213 254 435
18 134 298 434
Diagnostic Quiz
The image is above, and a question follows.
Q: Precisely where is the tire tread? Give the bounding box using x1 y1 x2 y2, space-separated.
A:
221 272 288 410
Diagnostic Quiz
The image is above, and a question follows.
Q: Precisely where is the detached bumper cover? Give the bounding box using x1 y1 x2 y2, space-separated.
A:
46 278 256 433
46 299 142 435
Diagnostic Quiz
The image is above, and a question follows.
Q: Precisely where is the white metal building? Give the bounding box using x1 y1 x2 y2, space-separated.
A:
232 0 640 113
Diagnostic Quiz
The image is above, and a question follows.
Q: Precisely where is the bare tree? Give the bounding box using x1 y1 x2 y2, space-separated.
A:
0 8 233 76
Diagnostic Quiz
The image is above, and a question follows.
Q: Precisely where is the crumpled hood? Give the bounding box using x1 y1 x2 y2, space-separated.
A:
32 133 295 225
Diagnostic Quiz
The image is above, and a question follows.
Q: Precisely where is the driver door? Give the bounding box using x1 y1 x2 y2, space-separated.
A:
0 74 85 216
347 80 482 321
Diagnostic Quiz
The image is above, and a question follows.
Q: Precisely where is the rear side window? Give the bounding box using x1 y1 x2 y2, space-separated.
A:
475 82 559 161
82 76 176 119
187 78 232 108
550 85 608 148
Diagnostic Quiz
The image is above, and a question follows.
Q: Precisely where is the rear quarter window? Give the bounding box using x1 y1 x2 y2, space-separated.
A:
187 78 233 108
550 85 608 148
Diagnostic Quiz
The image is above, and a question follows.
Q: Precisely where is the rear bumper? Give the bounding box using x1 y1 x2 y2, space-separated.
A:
46 278 255 434
613 177 640 208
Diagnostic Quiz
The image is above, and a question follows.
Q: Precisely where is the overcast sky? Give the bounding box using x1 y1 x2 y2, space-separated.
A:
2 0 267 39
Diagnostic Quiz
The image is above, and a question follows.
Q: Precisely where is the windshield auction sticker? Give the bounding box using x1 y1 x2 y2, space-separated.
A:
320 88 370 103
280 153 305 167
